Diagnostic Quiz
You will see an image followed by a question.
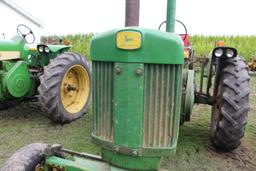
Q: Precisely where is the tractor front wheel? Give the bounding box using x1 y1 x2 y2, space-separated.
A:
210 56 250 151
0 143 47 171
38 52 91 123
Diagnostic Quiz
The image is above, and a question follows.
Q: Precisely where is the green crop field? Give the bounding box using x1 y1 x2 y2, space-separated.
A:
190 35 256 60
46 34 256 61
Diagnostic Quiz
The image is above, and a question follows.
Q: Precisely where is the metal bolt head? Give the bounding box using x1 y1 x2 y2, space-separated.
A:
114 147 120 153
135 68 143 76
132 150 138 156
115 66 121 75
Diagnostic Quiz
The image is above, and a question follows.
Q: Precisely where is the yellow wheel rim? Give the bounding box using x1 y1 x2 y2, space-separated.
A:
61 65 90 114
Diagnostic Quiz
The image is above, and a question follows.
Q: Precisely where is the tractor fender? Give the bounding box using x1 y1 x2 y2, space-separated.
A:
47 45 71 53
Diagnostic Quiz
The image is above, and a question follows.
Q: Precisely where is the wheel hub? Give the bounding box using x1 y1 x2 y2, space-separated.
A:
61 65 90 114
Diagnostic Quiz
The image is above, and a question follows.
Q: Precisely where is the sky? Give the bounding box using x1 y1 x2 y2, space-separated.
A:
0 0 256 40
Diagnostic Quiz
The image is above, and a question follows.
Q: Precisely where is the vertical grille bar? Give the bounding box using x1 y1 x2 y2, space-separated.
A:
163 65 170 146
153 65 159 146
92 62 97 134
169 66 175 145
171 65 183 145
143 64 181 148
159 65 165 146
107 62 113 139
92 61 114 141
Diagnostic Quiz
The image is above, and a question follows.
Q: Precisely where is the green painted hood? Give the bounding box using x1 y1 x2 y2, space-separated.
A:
90 27 184 64
0 36 26 51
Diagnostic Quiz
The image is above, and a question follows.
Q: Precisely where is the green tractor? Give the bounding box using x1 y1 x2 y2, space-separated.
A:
1 0 249 171
0 24 91 123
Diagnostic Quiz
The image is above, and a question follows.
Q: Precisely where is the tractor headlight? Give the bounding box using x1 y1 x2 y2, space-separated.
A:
214 48 223 57
38 46 44 53
226 49 235 58
44 46 50 53
213 47 237 58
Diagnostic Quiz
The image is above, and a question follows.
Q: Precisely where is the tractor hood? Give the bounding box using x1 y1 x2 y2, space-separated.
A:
91 27 184 64
0 36 26 51
0 36 27 60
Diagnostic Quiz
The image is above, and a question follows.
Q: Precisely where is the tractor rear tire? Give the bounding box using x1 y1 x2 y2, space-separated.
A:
38 52 91 124
0 143 47 171
210 56 250 151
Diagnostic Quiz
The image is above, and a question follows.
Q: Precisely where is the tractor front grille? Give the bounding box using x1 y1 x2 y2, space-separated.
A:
92 61 114 141
143 64 181 148
93 62 182 149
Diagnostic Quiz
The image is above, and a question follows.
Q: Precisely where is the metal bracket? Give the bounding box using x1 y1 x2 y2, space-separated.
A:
194 92 216 105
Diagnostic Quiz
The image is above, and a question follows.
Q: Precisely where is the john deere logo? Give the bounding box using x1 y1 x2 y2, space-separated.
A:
124 35 134 42
117 31 142 50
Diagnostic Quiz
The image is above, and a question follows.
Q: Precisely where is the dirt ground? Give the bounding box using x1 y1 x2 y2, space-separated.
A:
0 77 255 171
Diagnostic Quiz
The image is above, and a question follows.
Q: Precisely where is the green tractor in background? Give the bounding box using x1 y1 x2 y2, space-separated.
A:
1 0 250 171
0 24 91 123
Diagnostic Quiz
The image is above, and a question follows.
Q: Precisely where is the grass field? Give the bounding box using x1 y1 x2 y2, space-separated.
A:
0 73 255 170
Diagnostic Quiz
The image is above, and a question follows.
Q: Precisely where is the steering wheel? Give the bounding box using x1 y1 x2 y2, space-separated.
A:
158 19 188 41
17 24 35 44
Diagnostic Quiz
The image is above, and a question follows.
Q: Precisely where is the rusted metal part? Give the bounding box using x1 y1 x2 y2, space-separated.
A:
125 0 140 26
44 144 63 156
35 164 44 171
41 37 62 45
45 144 103 162
47 165 65 171
248 59 256 71
61 148 103 162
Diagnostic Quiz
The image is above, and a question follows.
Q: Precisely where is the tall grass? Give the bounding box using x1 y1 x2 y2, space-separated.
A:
63 33 94 60
44 34 256 61
191 35 256 60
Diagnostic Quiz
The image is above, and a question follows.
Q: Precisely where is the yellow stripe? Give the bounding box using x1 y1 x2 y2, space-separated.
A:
29 47 37 51
0 51 21 61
